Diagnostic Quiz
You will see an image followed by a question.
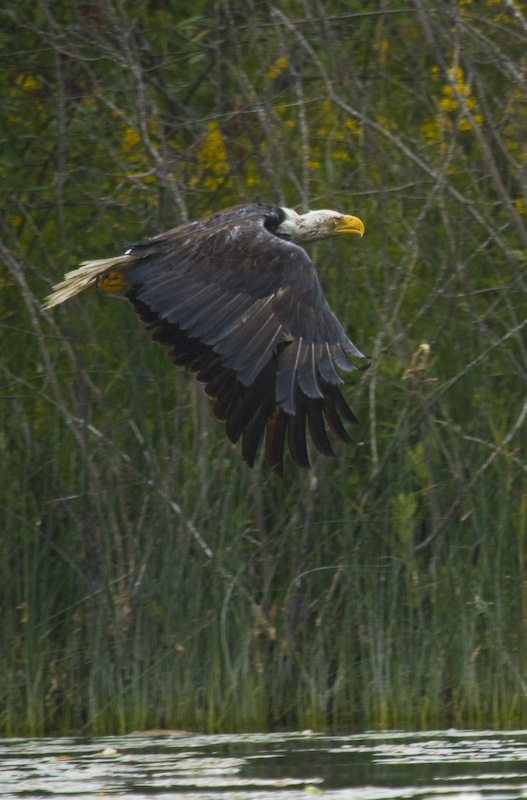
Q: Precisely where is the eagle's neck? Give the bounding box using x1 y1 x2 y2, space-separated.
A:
275 207 319 243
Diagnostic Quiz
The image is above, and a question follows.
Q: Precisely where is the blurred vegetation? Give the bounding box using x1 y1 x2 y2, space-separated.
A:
2 0 527 734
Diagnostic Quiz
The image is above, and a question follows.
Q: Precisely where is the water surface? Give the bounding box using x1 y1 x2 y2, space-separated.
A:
2 728 527 799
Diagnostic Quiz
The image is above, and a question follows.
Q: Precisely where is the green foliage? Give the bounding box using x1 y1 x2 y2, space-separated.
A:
2 0 527 734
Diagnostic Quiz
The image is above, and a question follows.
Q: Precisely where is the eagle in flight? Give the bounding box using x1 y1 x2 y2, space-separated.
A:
44 203 365 476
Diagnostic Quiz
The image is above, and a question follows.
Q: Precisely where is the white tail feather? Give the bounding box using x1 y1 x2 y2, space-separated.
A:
43 255 131 309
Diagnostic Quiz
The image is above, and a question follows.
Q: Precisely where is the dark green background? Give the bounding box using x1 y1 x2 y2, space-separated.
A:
2 0 527 734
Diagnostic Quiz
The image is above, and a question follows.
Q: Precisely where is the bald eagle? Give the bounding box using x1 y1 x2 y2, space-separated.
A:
44 203 365 476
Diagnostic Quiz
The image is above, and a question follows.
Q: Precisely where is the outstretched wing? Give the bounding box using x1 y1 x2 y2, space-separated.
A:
44 203 364 474
120 204 363 474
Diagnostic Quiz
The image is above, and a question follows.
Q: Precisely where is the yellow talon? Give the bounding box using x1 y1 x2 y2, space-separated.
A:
96 271 129 295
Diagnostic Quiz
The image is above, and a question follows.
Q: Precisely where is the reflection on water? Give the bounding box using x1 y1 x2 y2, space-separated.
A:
1 729 527 799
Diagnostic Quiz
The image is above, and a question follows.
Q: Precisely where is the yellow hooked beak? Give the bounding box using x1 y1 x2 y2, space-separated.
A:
335 215 365 237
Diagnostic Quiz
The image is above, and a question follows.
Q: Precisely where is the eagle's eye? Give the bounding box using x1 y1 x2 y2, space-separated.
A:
331 217 340 227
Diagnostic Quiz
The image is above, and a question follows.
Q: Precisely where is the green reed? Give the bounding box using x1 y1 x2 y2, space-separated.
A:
3 0 527 735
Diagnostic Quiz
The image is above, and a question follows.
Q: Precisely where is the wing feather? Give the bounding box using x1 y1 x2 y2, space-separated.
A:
241 400 272 468
314 342 342 384
196 294 254 342
287 408 310 469
168 282 216 314
174 285 228 328
214 297 274 360
237 324 284 386
325 383 359 425
264 411 288 477
307 401 336 458
332 345 358 373
276 339 303 415
297 342 323 399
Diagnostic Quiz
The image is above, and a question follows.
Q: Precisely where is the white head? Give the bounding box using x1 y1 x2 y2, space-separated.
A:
276 207 365 243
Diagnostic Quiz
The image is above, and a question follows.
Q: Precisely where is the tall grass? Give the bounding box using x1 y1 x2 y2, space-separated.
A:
2 0 527 733
3 343 526 734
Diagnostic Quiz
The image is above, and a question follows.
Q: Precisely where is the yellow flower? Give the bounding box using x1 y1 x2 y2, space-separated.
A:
439 66 480 120
266 56 288 81
439 97 458 112
190 121 230 192
122 127 141 153
421 120 440 144
345 119 361 136
15 74 38 91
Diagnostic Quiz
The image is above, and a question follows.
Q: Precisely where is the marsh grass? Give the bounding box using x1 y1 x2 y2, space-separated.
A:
4 358 526 734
